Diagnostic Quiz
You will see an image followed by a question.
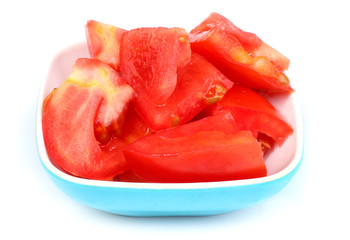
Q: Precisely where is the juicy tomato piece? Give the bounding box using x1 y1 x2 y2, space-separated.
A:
257 132 275 155
123 129 266 183
120 27 191 105
42 58 134 180
190 12 293 93
190 13 290 71
69 58 134 144
210 85 293 146
86 20 127 71
118 111 239 182
158 111 240 138
119 105 153 144
133 52 233 131
99 137 130 180
123 112 265 183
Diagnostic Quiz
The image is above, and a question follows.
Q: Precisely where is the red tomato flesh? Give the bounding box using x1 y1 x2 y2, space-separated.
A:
257 132 275 155
86 20 126 71
190 12 293 93
120 27 191 105
158 111 240 138
119 105 153 144
210 85 293 146
42 58 134 180
123 131 266 183
123 113 266 183
132 52 233 131
190 13 290 71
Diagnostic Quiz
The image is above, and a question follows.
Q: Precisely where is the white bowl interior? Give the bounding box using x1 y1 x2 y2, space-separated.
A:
37 42 303 189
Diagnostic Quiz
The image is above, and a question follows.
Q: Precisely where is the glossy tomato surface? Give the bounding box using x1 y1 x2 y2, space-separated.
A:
190 12 293 93
86 20 126 71
120 27 191 105
132 52 233 131
42 58 134 180
123 113 266 183
210 85 293 145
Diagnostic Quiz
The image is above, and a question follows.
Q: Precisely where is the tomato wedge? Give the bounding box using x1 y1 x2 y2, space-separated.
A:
209 85 293 146
190 12 293 93
123 113 266 183
190 12 290 71
132 52 233 131
86 20 126 71
119 105 152 144
42 58 134 180
120 27 191 105
158 111 240 138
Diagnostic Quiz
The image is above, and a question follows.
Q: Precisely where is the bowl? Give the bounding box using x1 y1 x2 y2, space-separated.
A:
36 42 303 217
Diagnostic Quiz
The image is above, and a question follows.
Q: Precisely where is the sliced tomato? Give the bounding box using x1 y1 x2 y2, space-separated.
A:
119 105 153 144
158 111 240 138
118 112 239 182
42 58 134 180
190 13 290 71
132 52 233 131
120 27 191 105
190 12 293 93
209 85 293 146
123 113 266 183
86 20 126 71
70 58 134 144
123 131 266 183
257 132 275 155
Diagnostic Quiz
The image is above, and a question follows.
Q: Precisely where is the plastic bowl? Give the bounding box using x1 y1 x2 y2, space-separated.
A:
36 42 303 217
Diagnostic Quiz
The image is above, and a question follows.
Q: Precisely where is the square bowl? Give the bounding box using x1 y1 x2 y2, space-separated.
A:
36 42 303 217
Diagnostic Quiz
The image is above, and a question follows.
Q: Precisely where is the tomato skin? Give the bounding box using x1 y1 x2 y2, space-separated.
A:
190 13 293 93
86 20 126 71
118 112 239 182
123 130 266 183
42 58 134 180
190 12 261 54
123 113 266 183
132 52 233 131
120 27 191 105
158 111 240 138
257 132 275 154
190 12 290 71
210 85 293 146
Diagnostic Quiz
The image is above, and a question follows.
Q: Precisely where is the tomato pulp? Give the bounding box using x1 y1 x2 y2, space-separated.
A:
42 58 134 180
123 113 267 183
190 12 293 93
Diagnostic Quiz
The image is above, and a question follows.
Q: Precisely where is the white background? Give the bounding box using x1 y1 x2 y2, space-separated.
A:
1 0 349 239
